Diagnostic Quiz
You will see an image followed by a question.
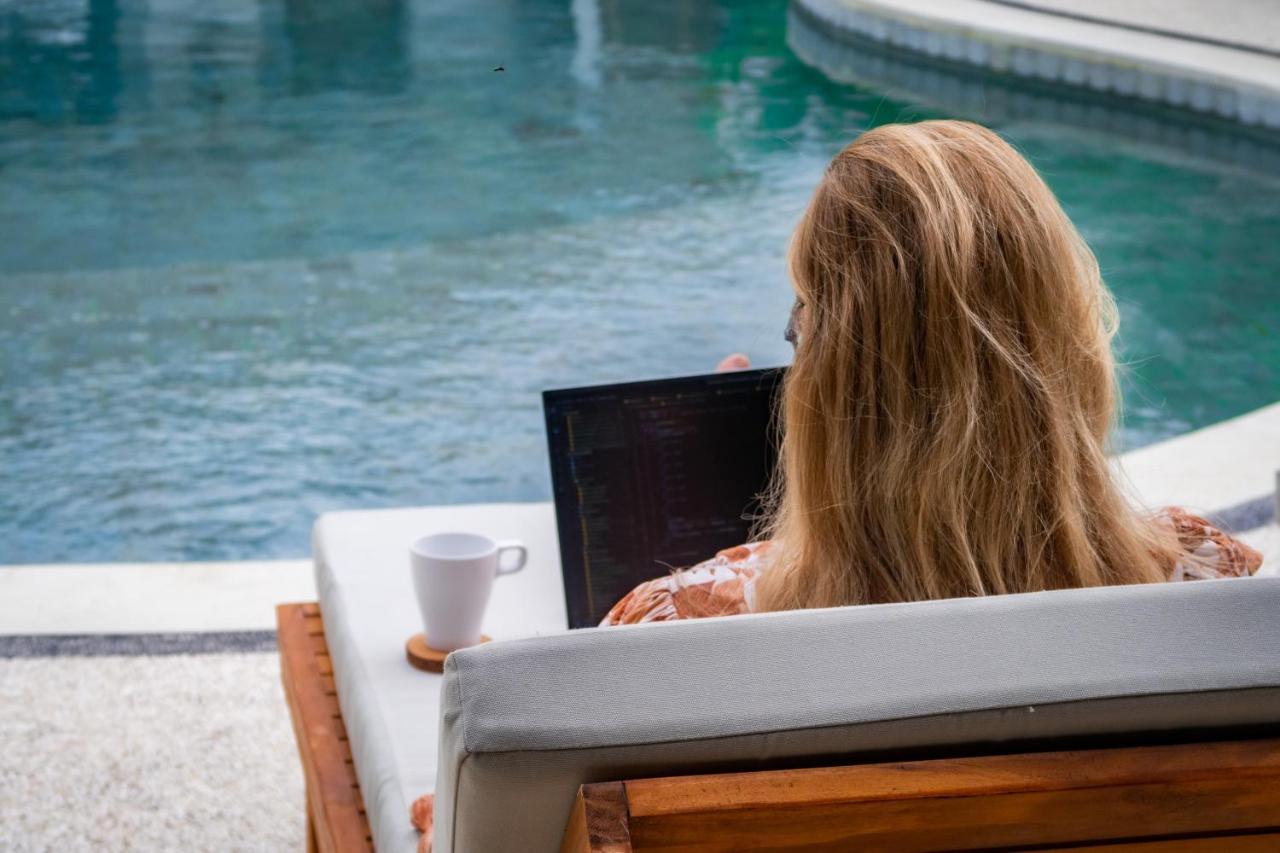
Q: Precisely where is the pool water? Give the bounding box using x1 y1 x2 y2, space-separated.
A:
2 0 1277 564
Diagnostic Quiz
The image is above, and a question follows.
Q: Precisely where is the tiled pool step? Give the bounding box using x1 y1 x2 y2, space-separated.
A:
794 0 1280 128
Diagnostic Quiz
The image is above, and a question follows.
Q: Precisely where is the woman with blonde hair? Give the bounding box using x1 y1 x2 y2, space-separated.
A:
409 119 1261 851
603 119 1262 625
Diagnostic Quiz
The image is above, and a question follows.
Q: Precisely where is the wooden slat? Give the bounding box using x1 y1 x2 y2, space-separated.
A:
278 602 375 853
604 738 1280 852
307 803 319 853
626 738 1280 815
628 781 1280 851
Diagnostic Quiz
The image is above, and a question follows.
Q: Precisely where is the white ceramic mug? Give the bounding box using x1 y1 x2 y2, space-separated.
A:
409 532 527 652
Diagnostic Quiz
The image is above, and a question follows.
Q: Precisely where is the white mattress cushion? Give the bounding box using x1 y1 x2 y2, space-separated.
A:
312 502 568 853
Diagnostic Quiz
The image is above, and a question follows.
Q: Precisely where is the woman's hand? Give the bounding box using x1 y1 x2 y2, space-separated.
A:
716 353 751 372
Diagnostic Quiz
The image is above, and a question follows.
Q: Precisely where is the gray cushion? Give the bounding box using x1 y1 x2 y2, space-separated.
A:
434 576 1280 852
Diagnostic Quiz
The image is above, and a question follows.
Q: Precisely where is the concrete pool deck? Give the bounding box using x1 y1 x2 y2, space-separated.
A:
793 0 1280 127
1 400 1277 639
0 559 314 638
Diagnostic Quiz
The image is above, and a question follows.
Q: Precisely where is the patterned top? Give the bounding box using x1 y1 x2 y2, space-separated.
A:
601 508 1264 626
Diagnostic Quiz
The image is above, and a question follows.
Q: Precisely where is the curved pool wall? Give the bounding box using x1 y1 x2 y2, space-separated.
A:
788 3 1280 177
1 0 1278 564
792 0 1280 128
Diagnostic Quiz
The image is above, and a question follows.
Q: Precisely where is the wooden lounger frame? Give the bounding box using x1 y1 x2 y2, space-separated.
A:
561 738 1280 852
280 601 1280 853
278 603 374 853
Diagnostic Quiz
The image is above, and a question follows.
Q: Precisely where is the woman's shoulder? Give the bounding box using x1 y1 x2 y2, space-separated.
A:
599 541 772 626
1156 506 1264 580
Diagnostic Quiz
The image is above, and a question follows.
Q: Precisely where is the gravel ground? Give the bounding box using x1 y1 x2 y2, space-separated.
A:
0 652 302 852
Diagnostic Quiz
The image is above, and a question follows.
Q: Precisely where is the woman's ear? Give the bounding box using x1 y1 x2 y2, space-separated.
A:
785 299 803 348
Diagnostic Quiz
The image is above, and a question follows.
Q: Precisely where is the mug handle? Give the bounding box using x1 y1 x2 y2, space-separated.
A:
495 540 528 576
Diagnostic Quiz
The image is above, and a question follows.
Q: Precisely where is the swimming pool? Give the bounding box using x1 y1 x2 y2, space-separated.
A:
2 0 1277 564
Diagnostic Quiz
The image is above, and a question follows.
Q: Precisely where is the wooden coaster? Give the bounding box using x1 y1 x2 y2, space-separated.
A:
405 633 490 673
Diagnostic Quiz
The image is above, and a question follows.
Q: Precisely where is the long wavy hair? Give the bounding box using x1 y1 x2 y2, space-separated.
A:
756 120 1182 611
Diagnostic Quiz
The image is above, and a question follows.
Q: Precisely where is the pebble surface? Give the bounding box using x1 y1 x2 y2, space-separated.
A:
0 652 302 852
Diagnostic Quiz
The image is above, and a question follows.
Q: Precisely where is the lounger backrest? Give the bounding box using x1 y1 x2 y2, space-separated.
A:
434 577 1280 852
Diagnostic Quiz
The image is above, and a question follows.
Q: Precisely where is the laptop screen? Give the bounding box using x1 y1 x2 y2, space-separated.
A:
543 367 784 628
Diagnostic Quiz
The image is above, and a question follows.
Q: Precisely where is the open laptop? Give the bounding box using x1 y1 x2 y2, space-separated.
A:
543 367 785 628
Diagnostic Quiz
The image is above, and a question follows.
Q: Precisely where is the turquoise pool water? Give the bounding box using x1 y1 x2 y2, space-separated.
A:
2 0 1277 563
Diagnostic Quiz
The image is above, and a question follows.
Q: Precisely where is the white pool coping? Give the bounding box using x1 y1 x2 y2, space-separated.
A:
2 401 1276 637
0 560 315 636
794 0 1280 127
1115 402 1280 517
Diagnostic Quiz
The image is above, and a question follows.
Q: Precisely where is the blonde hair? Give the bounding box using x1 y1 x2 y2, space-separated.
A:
756 120 1182 611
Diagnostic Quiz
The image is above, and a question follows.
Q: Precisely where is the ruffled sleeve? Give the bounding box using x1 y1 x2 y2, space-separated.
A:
600 541 772 626
1160 507 1264 581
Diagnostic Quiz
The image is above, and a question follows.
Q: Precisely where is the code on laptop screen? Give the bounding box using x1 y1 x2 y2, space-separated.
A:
543 368 784 628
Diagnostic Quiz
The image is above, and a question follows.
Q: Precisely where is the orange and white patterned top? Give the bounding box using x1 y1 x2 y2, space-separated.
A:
600 508 1264 626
